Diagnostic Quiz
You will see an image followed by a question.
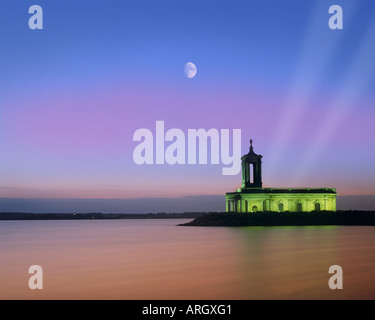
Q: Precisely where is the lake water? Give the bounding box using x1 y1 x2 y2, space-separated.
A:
1 219 374 300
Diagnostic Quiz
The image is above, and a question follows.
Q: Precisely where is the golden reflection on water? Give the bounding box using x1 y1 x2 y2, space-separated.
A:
0 220 374 299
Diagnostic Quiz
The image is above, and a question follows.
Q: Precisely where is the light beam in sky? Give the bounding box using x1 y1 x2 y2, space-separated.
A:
291 15 375 185
266 1 358 178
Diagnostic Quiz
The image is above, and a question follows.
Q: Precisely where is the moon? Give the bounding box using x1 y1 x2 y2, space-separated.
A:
184 62 197 78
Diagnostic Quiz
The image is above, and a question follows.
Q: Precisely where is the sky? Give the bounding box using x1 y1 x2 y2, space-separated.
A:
1 0 375 212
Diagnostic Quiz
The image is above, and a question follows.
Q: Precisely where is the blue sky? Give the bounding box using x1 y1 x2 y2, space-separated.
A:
1 1 375 211
3 0 374 91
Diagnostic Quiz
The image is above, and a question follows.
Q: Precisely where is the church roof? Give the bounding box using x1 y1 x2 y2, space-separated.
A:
242 139 262 160
226 187 337 195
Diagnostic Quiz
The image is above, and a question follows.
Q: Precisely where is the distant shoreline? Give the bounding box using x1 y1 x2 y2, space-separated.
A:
0 212 204 221
2 211 375 226
179 211 375 227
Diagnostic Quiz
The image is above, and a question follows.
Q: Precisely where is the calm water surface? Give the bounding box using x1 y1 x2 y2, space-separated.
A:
1 219 374 299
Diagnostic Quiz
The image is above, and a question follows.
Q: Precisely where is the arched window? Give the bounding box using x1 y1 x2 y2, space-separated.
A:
252 206 258 213
296 202 302 212
315 202 321 211
278 203 284 212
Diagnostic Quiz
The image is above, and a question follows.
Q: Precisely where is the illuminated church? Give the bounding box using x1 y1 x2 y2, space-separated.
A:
225 140 337 213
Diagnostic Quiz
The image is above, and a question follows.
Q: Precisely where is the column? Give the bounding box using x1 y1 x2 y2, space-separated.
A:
242 163 246 187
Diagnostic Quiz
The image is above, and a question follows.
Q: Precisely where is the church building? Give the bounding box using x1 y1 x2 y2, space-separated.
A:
225 140 337 213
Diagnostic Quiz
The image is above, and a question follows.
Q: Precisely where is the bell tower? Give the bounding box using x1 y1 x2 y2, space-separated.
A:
241 139 263 188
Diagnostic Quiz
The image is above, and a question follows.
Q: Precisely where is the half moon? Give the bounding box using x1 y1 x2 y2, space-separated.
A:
184 62 197 78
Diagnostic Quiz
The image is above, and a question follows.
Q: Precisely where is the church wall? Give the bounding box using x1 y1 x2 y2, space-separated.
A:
225 192 337 213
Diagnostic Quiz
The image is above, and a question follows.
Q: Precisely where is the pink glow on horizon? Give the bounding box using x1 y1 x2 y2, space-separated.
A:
2 81 375 199
3 82 282 154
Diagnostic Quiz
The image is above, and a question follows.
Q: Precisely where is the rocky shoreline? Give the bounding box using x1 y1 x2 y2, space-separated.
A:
179 211 375 227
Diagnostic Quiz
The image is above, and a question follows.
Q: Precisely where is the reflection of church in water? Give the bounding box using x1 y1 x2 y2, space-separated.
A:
225 140 337 213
